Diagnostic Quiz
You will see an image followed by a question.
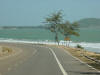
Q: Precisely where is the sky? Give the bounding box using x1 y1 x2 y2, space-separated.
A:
0 0 100 26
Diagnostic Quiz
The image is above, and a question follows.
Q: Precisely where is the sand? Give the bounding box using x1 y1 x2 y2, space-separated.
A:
0 43 22 60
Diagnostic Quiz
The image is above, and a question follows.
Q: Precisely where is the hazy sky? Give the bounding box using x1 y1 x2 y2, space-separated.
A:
0 0 100 26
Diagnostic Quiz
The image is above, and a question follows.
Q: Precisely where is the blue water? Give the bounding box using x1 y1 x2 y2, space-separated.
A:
0 28 100 53
0 28 100 43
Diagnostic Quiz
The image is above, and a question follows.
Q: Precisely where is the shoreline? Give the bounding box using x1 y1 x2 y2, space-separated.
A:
0 42 37 75
0 39 100 53
0 41 100 71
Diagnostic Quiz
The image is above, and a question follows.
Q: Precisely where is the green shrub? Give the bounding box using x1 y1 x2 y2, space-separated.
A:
2 47 12 53
76 44 84 49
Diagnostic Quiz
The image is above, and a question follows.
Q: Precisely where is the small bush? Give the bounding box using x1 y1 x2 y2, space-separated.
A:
76 44 84 49
2 47 12 53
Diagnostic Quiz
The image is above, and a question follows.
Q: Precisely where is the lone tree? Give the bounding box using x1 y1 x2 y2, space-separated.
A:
44 11 79 46
60 21 79 46
44 11 63 45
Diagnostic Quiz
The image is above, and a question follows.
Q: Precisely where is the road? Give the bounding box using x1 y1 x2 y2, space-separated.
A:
0 43 100 75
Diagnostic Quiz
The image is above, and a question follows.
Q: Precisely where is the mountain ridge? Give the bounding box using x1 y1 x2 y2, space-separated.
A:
78 18 100 28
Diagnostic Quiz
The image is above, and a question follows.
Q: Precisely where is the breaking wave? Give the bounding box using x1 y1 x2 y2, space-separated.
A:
0 38 100 53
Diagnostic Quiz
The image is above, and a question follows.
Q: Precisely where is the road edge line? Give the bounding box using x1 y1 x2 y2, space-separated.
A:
61 47 100 73
48 47 68 75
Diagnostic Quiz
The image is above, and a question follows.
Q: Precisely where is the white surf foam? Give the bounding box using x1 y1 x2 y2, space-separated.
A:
0 38 100 53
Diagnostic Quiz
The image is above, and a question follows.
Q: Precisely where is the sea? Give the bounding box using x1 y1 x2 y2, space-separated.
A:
0 27 100 53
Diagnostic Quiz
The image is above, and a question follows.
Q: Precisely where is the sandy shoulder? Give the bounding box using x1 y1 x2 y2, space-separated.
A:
0 45 22 60
59 45 100 70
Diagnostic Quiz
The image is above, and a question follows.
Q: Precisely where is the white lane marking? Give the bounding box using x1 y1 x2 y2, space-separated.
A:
49 48 68 75
62 47 100 73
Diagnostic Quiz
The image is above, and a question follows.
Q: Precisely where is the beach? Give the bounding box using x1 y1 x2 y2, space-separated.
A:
0 42 37 75
0 28 100 53
0 42 100 75
0 0 100 74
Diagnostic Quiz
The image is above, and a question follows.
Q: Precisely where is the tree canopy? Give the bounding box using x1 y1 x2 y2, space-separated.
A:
43 11 79 45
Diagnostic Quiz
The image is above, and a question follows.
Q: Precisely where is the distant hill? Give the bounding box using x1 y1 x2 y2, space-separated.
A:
0 26 46 29
78 18 100 28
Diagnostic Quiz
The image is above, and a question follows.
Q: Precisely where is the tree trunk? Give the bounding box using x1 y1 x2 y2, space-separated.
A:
67 40 70 47
55 32 59 45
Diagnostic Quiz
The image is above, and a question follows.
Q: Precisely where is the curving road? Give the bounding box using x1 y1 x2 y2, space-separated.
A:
0 43 100 75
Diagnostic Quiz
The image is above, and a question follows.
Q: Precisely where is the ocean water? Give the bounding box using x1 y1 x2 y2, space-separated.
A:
0 28 100 53
72 28 100 43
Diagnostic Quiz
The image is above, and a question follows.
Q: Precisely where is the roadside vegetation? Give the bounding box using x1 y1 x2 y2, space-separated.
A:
61 46 100 70
76 44 84 49
0 46 13 57
43 10 100 71
43 11 79 45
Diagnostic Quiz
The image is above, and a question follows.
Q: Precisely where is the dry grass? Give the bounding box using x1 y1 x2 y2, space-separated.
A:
2 46 13 53
0 46 13 57
60 46 100 70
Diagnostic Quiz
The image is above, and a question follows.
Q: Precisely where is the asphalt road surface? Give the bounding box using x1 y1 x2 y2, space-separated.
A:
0 43 100 75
